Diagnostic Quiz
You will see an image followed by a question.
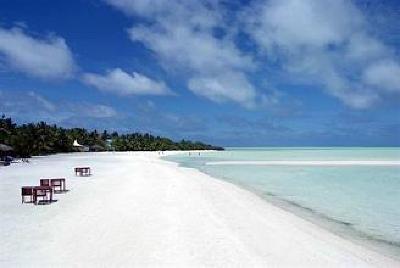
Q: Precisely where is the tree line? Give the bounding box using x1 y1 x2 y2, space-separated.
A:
0 115 224 157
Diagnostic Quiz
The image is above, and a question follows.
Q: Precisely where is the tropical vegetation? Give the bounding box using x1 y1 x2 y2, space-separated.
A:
0 115 223 157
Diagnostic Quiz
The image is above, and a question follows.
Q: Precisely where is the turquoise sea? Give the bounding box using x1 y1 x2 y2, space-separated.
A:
165 147 400 257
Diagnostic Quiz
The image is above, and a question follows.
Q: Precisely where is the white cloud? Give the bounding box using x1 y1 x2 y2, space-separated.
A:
345 33 389 62
105 0 400 109
105 0 221 28
333 89 380 109
0 90 117 122
129 25 253 75
69 103 118 118
105 0 258 107
363 60 400 93
82 68 172 96
188 72 257 108
244 0 400 108
246 0 363 50
27 91 56 111
1 90 56 115
0 27 76 79
104 0 170 16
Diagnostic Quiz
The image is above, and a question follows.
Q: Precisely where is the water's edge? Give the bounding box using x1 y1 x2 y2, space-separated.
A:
162 154 400 261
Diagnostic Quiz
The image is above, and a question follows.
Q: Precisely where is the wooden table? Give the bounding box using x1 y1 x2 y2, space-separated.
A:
74 167 91 176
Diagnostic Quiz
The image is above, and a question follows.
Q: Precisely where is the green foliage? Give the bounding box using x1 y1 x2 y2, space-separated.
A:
0 115 223 157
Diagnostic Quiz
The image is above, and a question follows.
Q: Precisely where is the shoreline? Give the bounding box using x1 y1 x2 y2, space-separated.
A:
163 152 400 261
1 152 399 266
205 160 400 166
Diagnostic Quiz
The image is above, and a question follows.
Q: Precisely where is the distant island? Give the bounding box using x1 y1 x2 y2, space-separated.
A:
0 115 224 158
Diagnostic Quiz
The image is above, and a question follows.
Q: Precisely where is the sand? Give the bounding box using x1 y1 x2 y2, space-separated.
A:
0 152 399 267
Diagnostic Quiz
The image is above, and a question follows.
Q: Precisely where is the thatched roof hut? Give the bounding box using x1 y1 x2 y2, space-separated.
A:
0 144 13 152
0 144 13 161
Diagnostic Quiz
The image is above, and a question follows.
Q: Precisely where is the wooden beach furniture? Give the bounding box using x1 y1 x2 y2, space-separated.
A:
40 179 50 187
21 186 35 203
33 186 53 205
50 178 66 192
74 167 91 176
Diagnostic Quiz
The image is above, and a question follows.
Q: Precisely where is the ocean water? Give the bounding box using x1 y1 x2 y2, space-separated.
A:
165 147 400 256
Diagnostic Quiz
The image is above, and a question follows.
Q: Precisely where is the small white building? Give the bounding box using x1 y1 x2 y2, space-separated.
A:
73 140 89 152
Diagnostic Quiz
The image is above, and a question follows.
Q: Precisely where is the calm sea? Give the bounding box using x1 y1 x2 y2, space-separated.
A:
165 147 400 256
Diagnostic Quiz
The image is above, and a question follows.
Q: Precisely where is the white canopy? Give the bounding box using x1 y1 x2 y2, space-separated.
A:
73 140 83 147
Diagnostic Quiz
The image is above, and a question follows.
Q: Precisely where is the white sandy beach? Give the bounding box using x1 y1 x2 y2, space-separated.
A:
0 152 399 267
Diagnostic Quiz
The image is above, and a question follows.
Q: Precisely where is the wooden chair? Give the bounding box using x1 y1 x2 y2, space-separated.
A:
21 186 35 203
33 186 53 205
50 178 66 192
74 167 80 176
40 179 50 187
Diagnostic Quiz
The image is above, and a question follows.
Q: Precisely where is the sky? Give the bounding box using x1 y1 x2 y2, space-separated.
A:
0 0 399 146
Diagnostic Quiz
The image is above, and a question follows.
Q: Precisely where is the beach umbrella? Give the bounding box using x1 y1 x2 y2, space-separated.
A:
0 144 13 151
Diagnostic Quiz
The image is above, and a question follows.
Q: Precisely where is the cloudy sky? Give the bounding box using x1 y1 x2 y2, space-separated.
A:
0 0 399 146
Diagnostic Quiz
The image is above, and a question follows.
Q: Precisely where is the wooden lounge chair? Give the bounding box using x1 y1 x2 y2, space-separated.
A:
21 186 35 203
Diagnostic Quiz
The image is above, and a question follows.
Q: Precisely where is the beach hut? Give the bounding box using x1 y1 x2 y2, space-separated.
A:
0 143 13 152
105 139 113 150
0 144 13 166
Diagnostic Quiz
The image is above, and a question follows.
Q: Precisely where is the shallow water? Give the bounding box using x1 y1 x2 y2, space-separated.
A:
165 147 400 255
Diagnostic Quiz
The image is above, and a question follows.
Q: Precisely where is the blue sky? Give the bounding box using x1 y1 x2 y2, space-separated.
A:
0 0 399 146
